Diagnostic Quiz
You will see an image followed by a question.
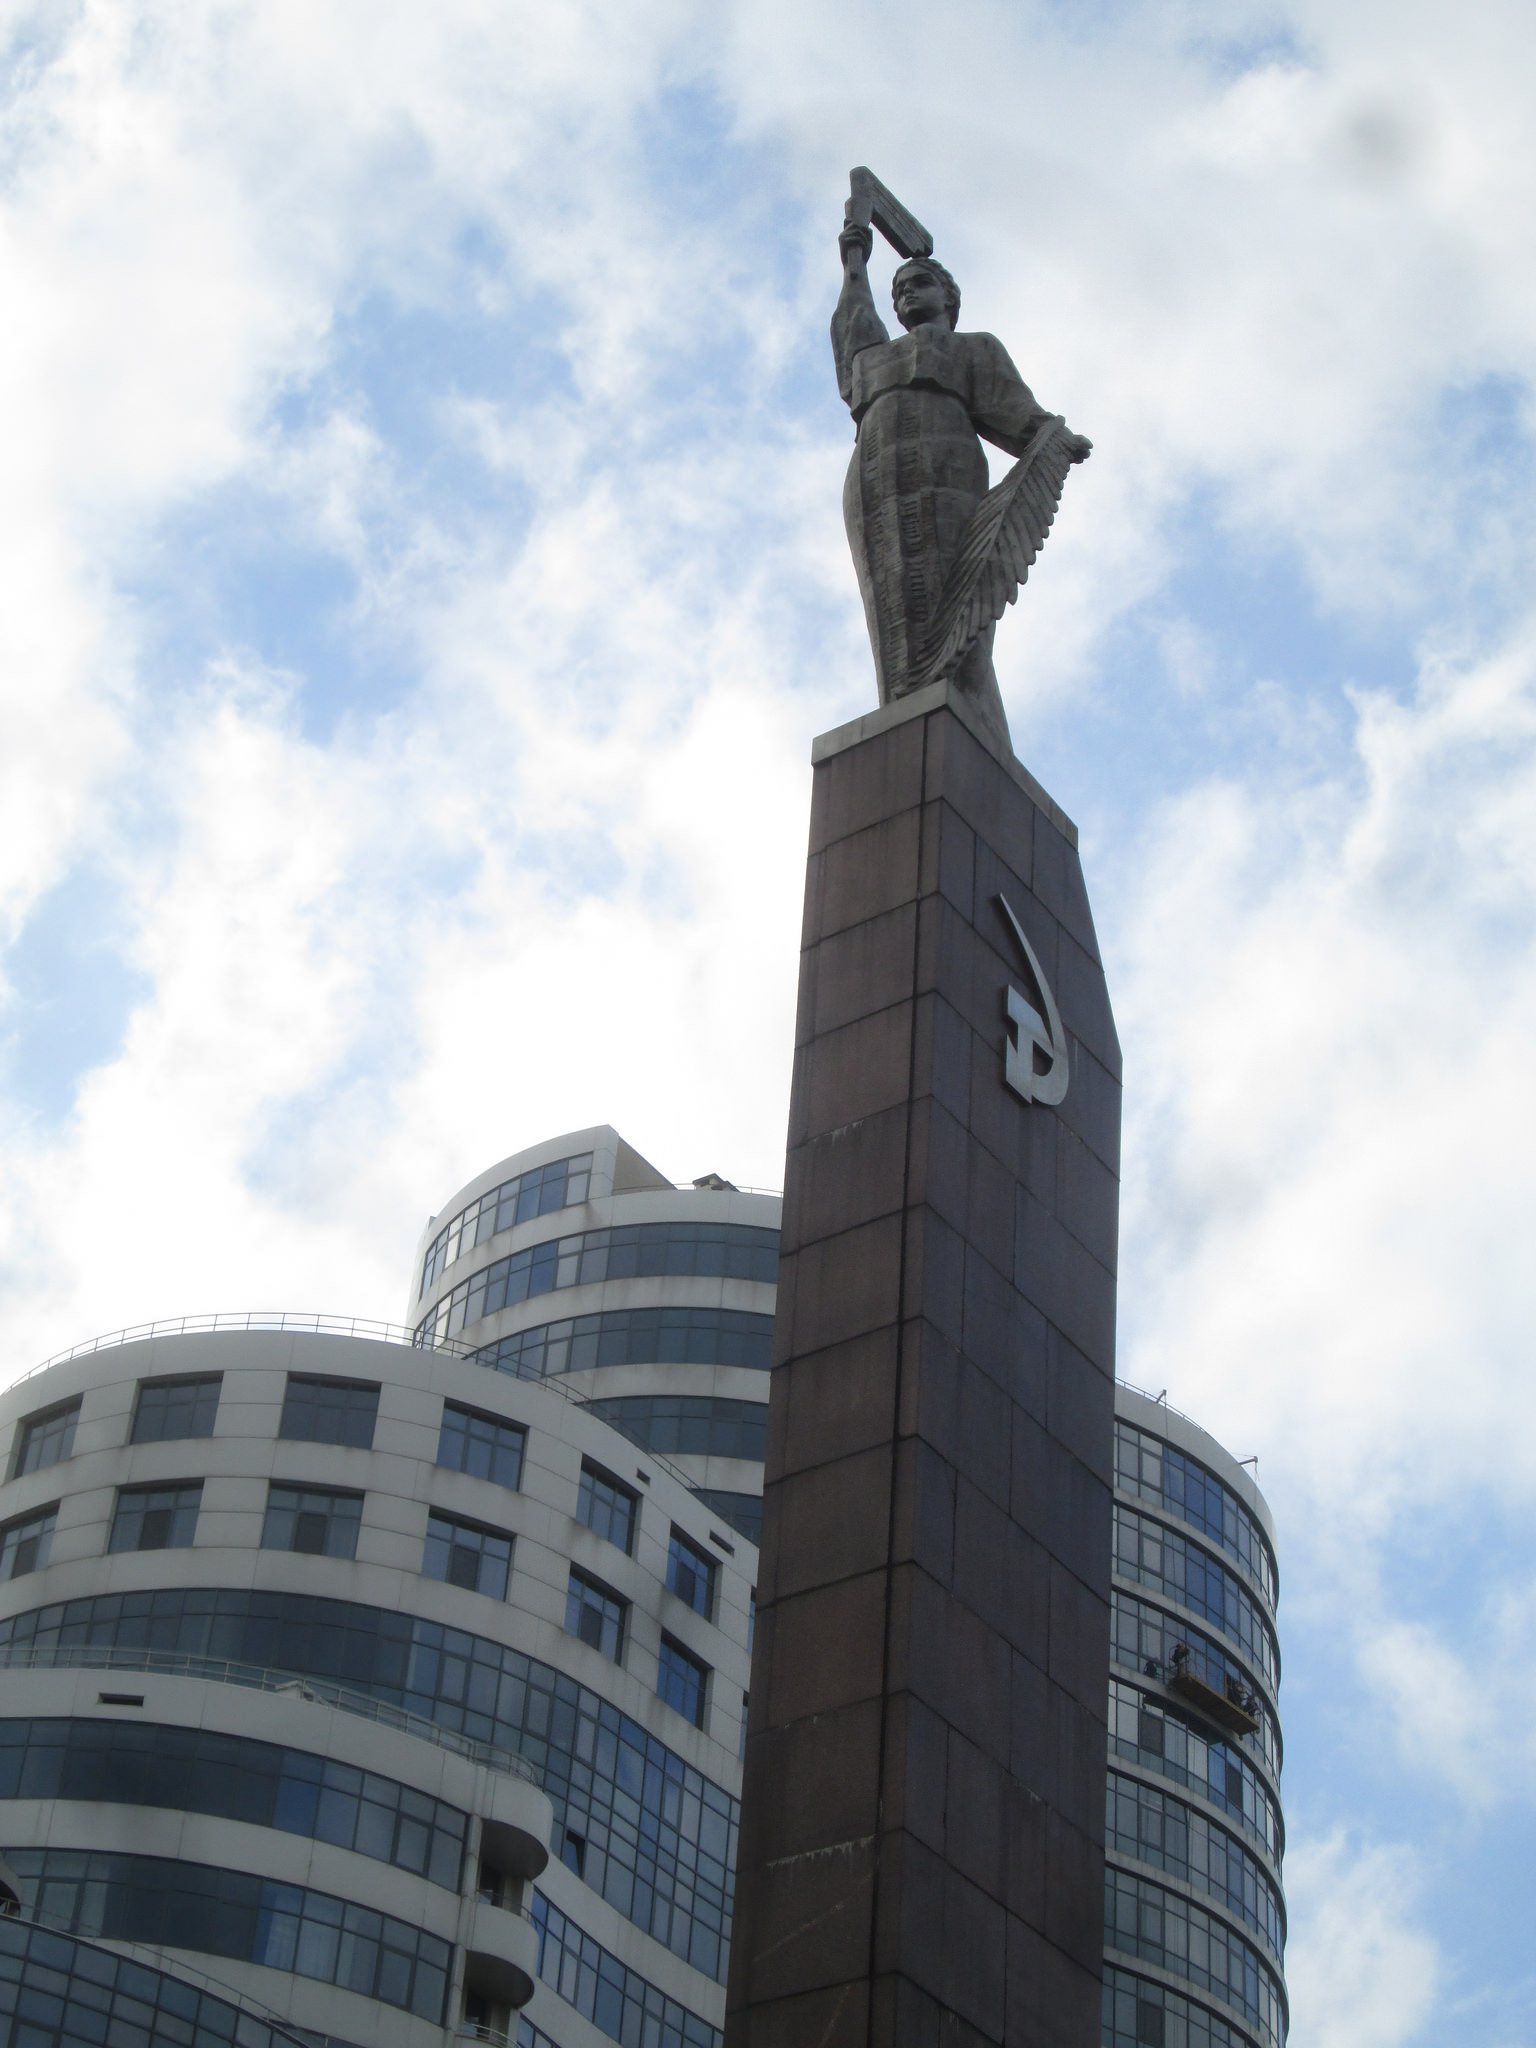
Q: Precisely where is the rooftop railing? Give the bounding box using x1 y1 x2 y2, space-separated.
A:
7 1307 765 1547
9 1310 483 1390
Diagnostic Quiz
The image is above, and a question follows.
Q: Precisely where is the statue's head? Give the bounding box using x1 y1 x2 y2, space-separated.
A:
892 257 961 332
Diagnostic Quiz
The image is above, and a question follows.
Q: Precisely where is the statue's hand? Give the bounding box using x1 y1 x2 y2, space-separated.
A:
839 221 873 266
1065 432 1093 464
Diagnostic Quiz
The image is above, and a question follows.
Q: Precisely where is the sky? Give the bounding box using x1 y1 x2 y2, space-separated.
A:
1 0 1533 2039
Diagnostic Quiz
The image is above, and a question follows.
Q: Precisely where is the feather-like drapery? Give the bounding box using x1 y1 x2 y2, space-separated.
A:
909 414 1076 692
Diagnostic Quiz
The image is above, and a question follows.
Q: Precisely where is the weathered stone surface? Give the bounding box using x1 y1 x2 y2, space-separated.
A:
831 179 1093 745
726 686 1118 2048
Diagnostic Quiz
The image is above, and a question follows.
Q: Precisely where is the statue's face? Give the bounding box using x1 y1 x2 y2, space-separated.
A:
893 266 953 331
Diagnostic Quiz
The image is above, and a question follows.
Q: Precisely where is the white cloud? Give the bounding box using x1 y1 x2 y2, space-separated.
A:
1285 1830 1440 2048
1 11 1536 2011
1117 625 1536 1527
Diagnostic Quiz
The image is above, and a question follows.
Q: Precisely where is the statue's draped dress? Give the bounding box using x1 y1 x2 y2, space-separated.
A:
833 276 1051 747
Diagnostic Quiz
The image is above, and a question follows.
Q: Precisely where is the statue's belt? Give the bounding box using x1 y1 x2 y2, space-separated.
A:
848 333 972 416
849 377 975 427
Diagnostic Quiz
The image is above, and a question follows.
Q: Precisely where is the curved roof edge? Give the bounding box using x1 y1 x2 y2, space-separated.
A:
1115 1382 1276 1549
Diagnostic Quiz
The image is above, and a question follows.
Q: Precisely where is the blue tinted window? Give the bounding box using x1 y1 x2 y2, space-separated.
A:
108 1485 200 1553
0 1586 741 1984
420 1153 594 1296
532 1890 719 2048
576 1462 636 1554
4 1849 450 2021
1105 1771 1284 1961
1105 1865 1285 2048
0 1505 57 1580
261 1486 363 1560
565 1570 625 1660
278 1376 379 1448
1113 1504 1279 1692
587 1396 767 1463
690 1489 760 1545
666 1529 716 1619
437 1402 525 1489
423 1513 512 1600
1107 1681 1281 1863
475 1305 774 1381
1103 1964 1256 2048
0 1917 325 2048
1116 1421 1277 1608
0 1717 464 1888
416 1223 778 1344
132 1376 221 1443
1111 1590 1279 1779
12 1399 80 1476
657 1638 708 1728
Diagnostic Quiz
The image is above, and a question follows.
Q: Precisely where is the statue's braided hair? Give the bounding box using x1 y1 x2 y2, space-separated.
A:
892 256 961 326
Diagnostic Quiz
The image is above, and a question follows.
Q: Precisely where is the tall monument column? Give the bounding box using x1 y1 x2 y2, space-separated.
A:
725 680 1118 2048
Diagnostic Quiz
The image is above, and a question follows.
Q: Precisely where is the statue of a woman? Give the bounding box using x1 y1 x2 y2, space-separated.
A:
833 219 1091 752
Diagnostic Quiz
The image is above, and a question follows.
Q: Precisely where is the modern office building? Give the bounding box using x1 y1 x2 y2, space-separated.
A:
0 1127 1283 2048
0 1130 769 2048
1103 1389 1285 2048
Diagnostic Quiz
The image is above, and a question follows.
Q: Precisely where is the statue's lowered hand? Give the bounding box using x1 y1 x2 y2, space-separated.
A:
1065 433 1092 464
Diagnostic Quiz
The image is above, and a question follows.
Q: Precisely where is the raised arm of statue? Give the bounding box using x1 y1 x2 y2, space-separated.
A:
830 171 1093 753
831 221 889 404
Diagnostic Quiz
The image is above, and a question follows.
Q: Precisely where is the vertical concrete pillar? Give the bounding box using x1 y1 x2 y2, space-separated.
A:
726 683 1119 2048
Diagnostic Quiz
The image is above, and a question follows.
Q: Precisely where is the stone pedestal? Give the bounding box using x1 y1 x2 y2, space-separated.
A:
725 682 1119 2048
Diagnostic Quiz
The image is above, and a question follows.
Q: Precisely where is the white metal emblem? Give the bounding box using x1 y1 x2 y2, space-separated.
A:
996 894 1070 1106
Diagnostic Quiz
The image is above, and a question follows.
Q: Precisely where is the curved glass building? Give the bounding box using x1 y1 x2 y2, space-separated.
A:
0 1126 1282 2048
0 1129 767 2048
1103 1389 1286 2048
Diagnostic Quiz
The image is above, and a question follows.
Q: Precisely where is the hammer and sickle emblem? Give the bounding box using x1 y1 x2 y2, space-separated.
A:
995 894 1070 1107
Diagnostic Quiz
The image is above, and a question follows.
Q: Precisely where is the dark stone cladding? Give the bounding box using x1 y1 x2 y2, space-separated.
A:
725 685 1121 2048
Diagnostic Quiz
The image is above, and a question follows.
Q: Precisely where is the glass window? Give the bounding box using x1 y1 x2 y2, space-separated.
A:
586 1395 768 1463
1107 1680 1281 1862
437 1402 525 1490
0 1505 57 1581
1102 1967 1253 2048
2 1848 450 2022
1111 1589 1279 1778
1115 1420 1278 1609
0 1715 467 1890
419 1151 595 1296
414 1220 780 1344
0 1582 741 1986
131 1374 222 1443
1104 1865 1285 2048
565 1569 625 1660
531 1890 722 2048
11 1398 80 1477
261 1486 363 1560
1104 1770 1284 1960
278 1375 380 1449
473 1304 775 1382
657 1637 709 1728
691 1488 761 1545
667 1528 717 1619
0 1914 358 2048
423 1512 512 1600
108 1484 201 1553
1113 1502 1279 1692
577 1460 637 1554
